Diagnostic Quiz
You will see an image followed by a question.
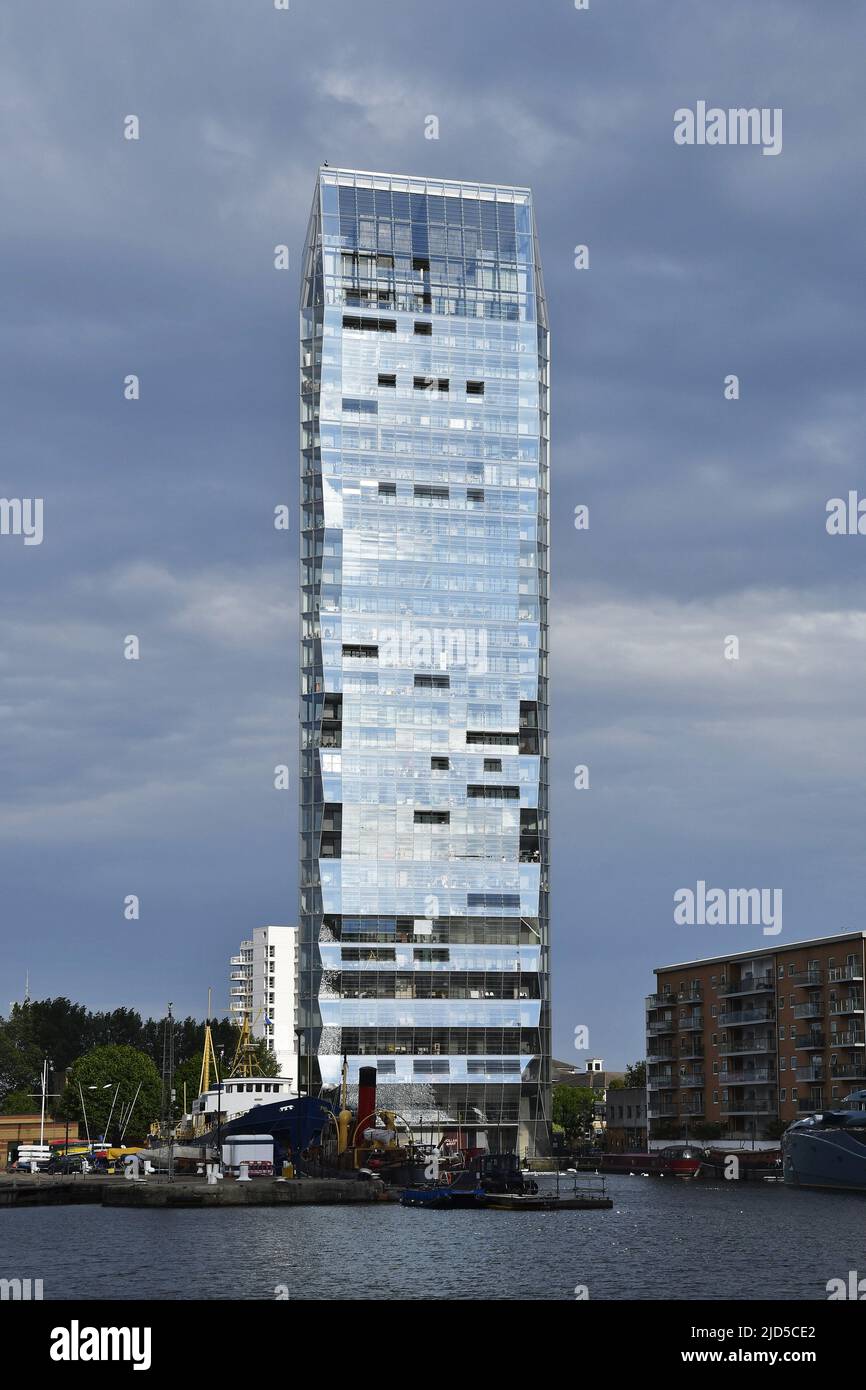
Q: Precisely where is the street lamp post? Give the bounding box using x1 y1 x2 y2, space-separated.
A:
215 1046 225 1173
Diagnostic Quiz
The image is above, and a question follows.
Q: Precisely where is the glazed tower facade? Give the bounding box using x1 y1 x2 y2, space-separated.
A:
299 167 550 1155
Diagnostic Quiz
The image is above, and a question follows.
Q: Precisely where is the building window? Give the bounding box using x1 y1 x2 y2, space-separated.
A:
431 756 450 770
377 373 396 387
466 380 485 396
413 321 432 336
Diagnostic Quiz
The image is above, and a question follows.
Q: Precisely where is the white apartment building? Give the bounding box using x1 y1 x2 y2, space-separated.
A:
229 925 299 1090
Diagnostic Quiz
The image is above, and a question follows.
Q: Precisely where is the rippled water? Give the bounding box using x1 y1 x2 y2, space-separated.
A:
1 1177 861 1300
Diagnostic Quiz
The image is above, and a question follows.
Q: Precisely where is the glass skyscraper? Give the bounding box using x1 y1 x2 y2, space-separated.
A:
299 166 550 1156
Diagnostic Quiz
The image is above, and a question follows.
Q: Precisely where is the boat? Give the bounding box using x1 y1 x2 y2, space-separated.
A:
401 1152 535 1208
782 1089 866 1193
589 1143 707 1178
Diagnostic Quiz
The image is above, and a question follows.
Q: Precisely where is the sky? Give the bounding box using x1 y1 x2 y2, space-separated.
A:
1 0 865 1067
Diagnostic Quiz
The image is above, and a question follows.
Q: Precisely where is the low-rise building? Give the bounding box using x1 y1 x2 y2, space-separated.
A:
646 931 866 1141
604 1087 647 1150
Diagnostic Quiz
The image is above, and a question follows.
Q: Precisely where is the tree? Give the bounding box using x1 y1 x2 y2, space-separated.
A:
552 1085 598 1143
623 1061 647 1088
60 1046 161 1145
0 1031 42 1108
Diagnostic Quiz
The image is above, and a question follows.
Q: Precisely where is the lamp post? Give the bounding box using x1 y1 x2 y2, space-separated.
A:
215 1046 225 1172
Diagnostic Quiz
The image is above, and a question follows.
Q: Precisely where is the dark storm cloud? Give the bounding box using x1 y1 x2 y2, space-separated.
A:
1 0 864 1059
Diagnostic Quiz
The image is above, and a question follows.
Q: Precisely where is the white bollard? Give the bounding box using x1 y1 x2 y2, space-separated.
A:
237 1161 251 1182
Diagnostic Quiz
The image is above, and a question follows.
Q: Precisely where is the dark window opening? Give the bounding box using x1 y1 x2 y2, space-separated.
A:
467 785 520 800
378 481 396 495
414 810 450 825
414 321 432 336
342 643 378 659
519 701 540 754
431 756 450 770
467 488 485 502
466 380 485 396
412 256 430 274
342 314 396 333
320 802 342 859
414 484 449 499
466 730 519 746
321 693 342 749
415 673 450 689
483 758 502 773
437 378 450 392
520 808 540 863
377 373 396 388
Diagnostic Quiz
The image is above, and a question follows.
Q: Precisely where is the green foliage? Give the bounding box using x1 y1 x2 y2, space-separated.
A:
623 1061 647 1088
60 1046 162 1145
552 1085 598 1141
0 1030 42 1107
1 1088 40 1115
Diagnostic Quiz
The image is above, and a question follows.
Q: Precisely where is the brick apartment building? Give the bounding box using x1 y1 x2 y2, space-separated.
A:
646 931 866 1141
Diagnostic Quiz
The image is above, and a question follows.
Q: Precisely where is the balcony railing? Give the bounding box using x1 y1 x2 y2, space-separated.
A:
647 1020 676 1035
829 965 864 984
830 1031 865 1047
648 1075 674 1091
680 1100 705 1116
678 1015 704 1031
718 1008 774 1027
647 1048 675 1064
790 970 823 988
721 1102 777 1116
647 1103 678 1118
793 1002 823 1019
829 998 865 1015
798 1096 825 1113
797 1067 825 1084
678 1074 705 1088
795 1033 826 1050
719 1038 776 1056
678 1045 705 1061
830 1064 866 1079
719 1069 775 1085
719 976 774 997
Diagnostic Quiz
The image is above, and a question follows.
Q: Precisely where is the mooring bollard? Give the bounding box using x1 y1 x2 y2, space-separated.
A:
237 1161 251 1182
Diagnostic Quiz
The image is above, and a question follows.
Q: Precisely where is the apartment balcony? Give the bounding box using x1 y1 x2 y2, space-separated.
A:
648 1074 674 1091
829 965 864 984
680 1099 705 1116
793 1002 823 1020
718 1037 776 1057
830 1031 865 1047
795 1033 826 1050
678 1074 705 1088
798 1096 825 1113
790 969 823 988
831 1063 866 1080
719 975 774 997
719 1069 775 1085
646 993 675 1010
230 956 243 966
797 1066 826 1084
678 1015 704 1031
676 987 703 1003
718 1008 774 1027
647 1019 675 1036
829 998 865 1016
646 1047 675 1064
647 1102 678 1118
